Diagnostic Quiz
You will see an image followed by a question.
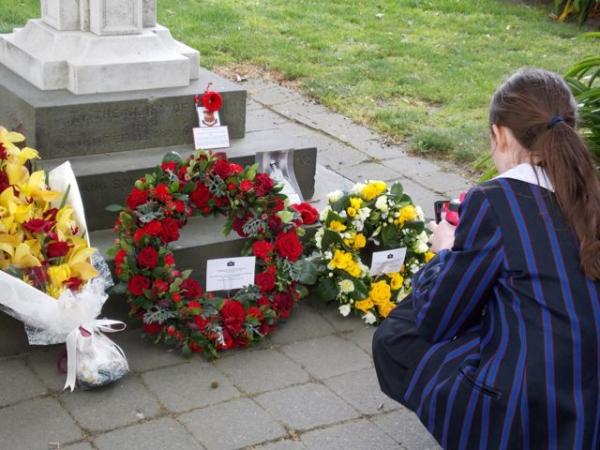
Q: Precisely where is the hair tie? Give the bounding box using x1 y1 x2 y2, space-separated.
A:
548 116 564 129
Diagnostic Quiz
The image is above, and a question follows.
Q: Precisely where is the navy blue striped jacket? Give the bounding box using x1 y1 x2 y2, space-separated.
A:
406 178 600 450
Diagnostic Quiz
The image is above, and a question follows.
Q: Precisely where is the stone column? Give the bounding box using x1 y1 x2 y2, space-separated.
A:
89 0 142 36
41 0 81 30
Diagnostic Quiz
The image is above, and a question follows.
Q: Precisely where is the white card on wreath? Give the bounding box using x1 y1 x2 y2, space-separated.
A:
370 248 407 276
206 256 256 292
193 126 230 150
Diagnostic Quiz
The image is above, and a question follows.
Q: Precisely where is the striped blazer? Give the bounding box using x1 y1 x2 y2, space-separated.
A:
405 177 600 450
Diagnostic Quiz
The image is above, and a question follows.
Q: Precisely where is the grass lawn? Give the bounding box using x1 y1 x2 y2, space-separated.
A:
2 0 597 171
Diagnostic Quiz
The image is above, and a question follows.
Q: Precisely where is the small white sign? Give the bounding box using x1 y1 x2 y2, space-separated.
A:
370 247 407 276
193 126 230 150
206 256 256 292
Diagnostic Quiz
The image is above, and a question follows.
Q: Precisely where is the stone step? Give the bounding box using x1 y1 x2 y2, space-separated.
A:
40 124 319 232
0 65 246 158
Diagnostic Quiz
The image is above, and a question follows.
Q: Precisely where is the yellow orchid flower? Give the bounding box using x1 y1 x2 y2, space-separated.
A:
25 238 43 261
56 206 75 240
5 162 28 186
0 233 19 257
14 204 34 224
47 264 71 288
16 147 40 166
12 243 41 268
20 170 60 203
0 127 25 144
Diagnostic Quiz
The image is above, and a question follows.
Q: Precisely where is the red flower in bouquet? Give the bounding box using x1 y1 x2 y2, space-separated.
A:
247 306 264 321
221 299 245 334
23 218 54 234
274 230 303 262
115 249 127 267
292 203 319 225
126 187 148 209
128 275 151 296
252 240 273 261
239 179 254 193
153 279 169 293
0 142 7 160
161 161 177 173
137 247 159 269
0 171 9 193
64 277 84 291
143 322 162 336
47 241 71 258
187 300 201 312
256 266 276 292
217 329 234 351
174 200 186 214
193 314 210 330
212 159 236 180
182 278 202 299
190 183 211 208
201 91 223 112
164 253 175 266
273 291 294 319
153 184 171 202
254 173 275 197
160 218 180 243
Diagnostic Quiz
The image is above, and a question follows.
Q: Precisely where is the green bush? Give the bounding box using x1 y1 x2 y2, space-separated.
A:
565 32 600 161
555 0 600 25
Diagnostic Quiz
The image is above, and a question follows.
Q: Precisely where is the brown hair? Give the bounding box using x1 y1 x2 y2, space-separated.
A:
489 68 600 280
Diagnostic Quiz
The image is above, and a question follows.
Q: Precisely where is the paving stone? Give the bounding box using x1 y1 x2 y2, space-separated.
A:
94 418 200 450
323 367 400 415
62 442 94 450
142 360 239 413
268 302 335 345
316 138 367 169
214 349 309 394
112 330 191 373
310 165 353 211
382 156 442 178
315 302 369 333
345 326 376 356
411 169 471 195
180 398 286 450
246 106 288 132
256 439 307 450
0 358 46 406
301 418 398 450
0 397 82 450
255 383 359 431
281 335 372 379
247 80 305 106
356 140 408 161
27 346 72 391
60 376 160 432
335 161 401 183
372 409 442 450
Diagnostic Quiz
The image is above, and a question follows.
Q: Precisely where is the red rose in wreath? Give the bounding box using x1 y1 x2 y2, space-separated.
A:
111 150 316 359
292 203 319 225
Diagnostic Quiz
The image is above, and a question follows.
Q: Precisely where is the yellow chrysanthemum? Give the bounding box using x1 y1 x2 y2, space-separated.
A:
347 207 357 217
378 301 396 318
361 184 378 201
345 261 362 278
349 197 362 210
329 220 347 233
355 298 374 313
373 181 387 195
389 272 404 290
370 280 391 305
353 233 366 250
425 251 435 262
330 249 353 270
395 205 418 226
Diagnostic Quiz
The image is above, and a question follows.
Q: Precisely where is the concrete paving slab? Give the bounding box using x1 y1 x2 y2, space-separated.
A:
214 349 310 394
0 358 46 406
0 397 83 450
112 330 187 373
301 418 399 450
142 361 240 413
336 161 403 183
268 302 335 346
344 326 376 356
93 418 201 450
179 398 286 450
323 367 401 415
281 335 372 379
60 376 161 432
371 409 442 450
256 439 307 450
255 383 359 431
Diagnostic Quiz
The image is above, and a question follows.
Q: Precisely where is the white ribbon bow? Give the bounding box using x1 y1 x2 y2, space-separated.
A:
64 319 127 392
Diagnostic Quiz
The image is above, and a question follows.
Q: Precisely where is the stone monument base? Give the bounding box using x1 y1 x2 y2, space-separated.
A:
0 19 199 94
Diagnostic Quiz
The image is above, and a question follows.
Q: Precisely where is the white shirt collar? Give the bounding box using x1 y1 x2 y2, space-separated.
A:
494 163 554 192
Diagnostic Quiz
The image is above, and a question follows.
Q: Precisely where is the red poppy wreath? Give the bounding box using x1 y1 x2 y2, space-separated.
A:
109 150 319 358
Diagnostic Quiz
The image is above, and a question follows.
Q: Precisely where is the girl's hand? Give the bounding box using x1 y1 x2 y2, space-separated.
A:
429 220 456 253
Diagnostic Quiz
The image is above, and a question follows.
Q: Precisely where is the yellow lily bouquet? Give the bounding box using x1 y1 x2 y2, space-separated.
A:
0 127 128 391
0 127 98 296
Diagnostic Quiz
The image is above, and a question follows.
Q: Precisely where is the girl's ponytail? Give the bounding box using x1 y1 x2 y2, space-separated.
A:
490 68 600 279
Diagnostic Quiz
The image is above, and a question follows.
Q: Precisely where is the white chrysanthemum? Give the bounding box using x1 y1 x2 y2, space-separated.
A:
413 239 429 254
324 250 333 259
417 231 429 243
339 304 351 317
314 228 324 249
375 195 389 212
320 206 331 222
397 289 410 302
328 190 344 203
410 263 420 274
339 279 355 293
416 206 425 221
339 210 348 218
351 182 366 195
358 207 371 221
363 312 377 325
353 220 364 232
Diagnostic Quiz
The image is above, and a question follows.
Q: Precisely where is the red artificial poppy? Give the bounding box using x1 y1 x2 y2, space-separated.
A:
201 91 223 112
